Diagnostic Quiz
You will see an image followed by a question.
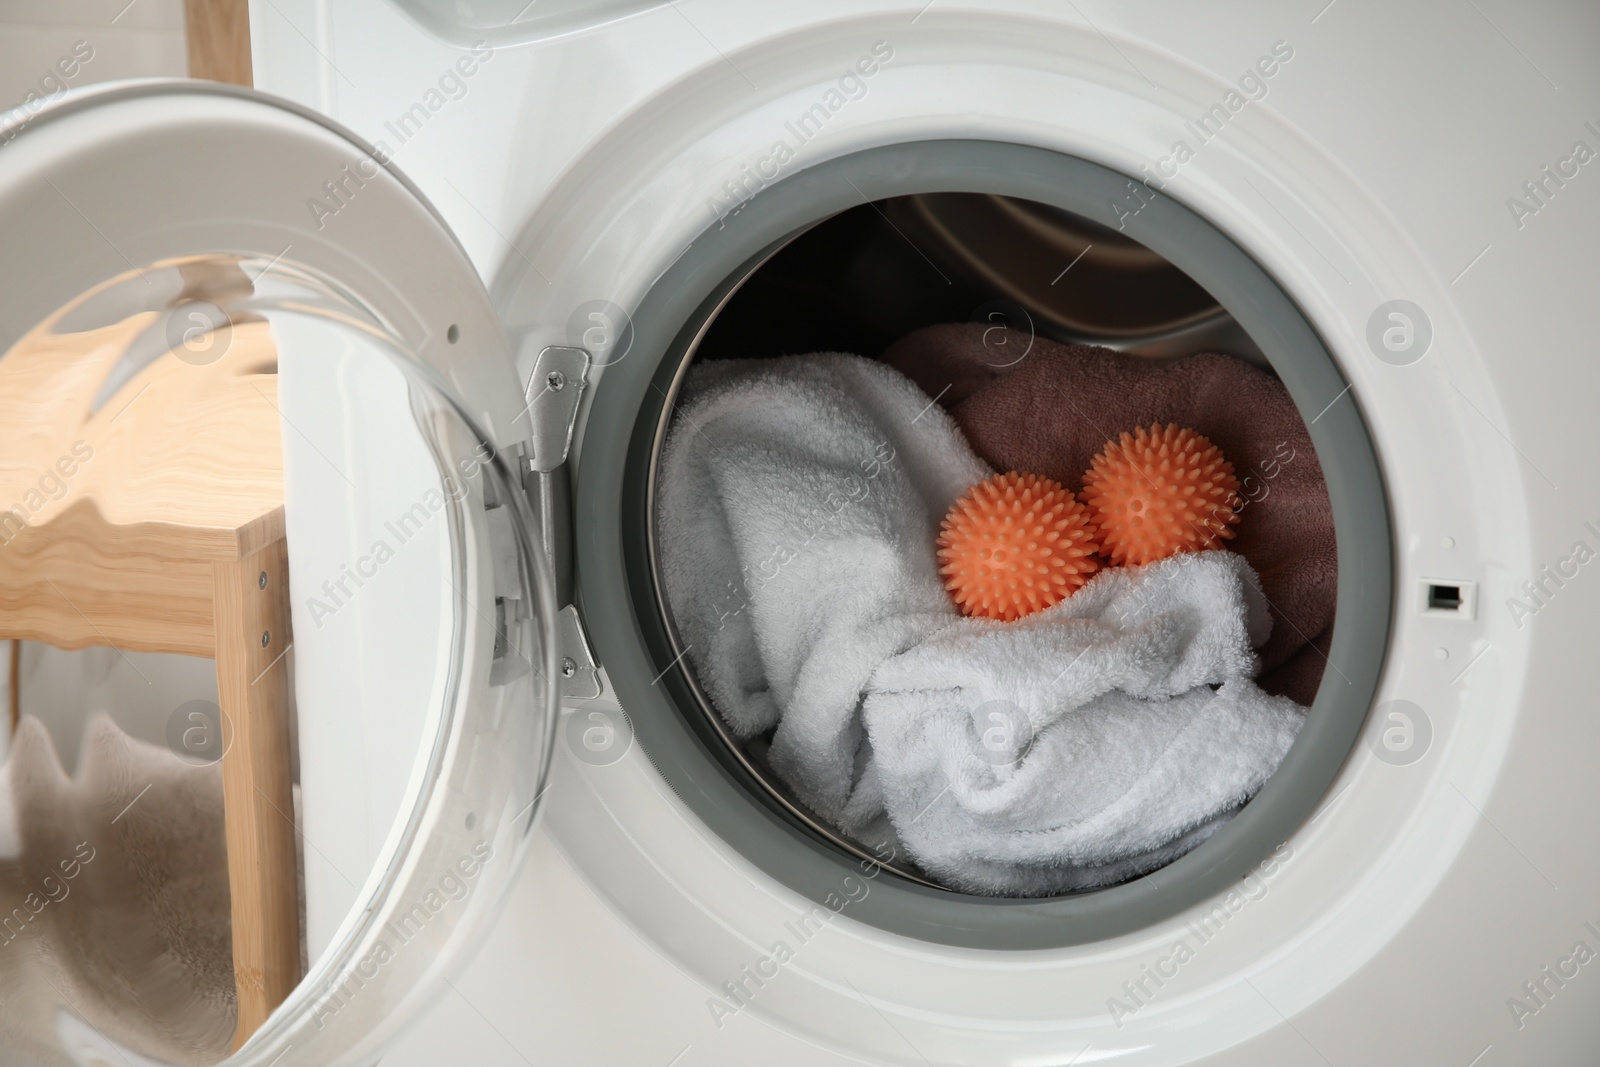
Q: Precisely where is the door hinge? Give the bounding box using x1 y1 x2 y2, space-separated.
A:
525 346 590 472
519 345 601 699
554 604 601 700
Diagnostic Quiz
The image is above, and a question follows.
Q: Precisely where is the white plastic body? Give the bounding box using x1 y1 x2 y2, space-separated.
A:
253 2 1600 1065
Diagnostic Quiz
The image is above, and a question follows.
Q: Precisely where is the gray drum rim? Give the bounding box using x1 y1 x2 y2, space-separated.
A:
573 139 1392 948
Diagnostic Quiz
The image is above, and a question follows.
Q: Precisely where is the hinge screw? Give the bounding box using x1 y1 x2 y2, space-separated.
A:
560 657 577 678
546 370 566 392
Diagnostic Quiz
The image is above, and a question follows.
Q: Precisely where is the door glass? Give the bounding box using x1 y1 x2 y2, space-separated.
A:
0 254 556 1066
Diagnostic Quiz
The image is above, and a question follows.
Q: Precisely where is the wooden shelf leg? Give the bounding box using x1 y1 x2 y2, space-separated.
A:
214 539 300 1048
184 0 254 87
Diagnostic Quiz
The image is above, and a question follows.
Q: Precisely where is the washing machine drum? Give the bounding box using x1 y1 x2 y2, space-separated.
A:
0 84 561 1067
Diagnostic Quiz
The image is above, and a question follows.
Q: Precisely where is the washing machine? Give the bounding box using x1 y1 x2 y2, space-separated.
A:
3 0 1598 1064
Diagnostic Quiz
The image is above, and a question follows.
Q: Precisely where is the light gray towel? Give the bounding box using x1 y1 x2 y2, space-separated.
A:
0 714 236 1065
656 354 1305 895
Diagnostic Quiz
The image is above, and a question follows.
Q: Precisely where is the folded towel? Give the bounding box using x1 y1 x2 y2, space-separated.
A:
882 325 1337 705
657 353 1306 894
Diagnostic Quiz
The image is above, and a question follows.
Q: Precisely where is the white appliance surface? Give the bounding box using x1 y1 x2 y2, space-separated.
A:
248 2 1600 1064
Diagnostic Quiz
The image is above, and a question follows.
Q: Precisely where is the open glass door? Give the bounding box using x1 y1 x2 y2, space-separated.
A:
0 82 558 1066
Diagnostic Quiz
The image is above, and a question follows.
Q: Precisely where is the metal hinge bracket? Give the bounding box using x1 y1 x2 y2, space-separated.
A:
525 346 590 473
554 604 601 700
519 345 601 699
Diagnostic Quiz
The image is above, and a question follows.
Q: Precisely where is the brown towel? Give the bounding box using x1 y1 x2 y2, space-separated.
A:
883 324 1336 705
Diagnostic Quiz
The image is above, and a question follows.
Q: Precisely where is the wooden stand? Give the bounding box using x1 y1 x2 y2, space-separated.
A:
0 313 299 1047
184 0 254 87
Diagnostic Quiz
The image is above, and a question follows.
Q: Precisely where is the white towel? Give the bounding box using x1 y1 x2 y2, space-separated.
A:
656 354 1305 895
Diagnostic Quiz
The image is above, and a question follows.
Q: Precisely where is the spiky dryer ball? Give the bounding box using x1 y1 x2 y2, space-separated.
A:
1081 423 1241 567
936 471 1101 622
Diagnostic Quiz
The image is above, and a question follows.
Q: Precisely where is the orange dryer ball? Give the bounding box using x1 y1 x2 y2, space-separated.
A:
1081 423 1242 567
936 471 1102 622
